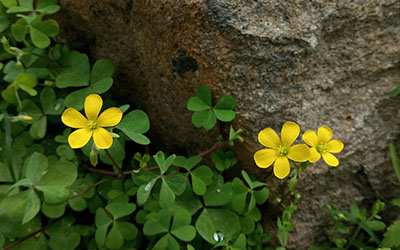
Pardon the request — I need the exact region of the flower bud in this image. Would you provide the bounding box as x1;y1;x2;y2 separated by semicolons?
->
10;115;33;122
90;150;98;167
109;132;120;138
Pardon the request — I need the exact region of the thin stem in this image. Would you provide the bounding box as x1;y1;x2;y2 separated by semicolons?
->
198;141;227;158
104;149;123;178
346;226;361;249
84;166;132;176
3;220;57;250
69;177;117;200
24;52;60;73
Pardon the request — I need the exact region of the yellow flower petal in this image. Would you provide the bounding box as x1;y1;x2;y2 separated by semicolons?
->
309;147;321;163
93;127;113;149
287;144;310;162
322;152;339;167
254;148;278;169
61;108;88;128
68;128;92;148
302;130;318;147
273;156;290;179
85;94;103;121
281;121;300;147
327;140;344;153
97;107;123;127
258;128;281;149
318;126;332;143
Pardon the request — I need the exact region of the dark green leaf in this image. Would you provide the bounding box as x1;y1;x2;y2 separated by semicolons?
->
106;224;124;249
171;225;196;242
164;174;187;195
195;208;240;244
64;88;92;110
187;96;211;111
116;222;137;240
42;202;66;218
91;59;114;84
159;179;175;208
137;177;158;204
192;110;216;130
11;21;27;42
56;53;90;88
29;116;47;139
36;185;69;205
38;159;77;187
26;152;48;184
33;19;59;37
22;189;40;224
106;201;136;219
0;15;10;32
383;220;400;247
196;86;212;107
1;0;17;8
143;218;168;236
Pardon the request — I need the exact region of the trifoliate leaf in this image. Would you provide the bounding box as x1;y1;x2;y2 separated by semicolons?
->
33;19;59;37
143;218;169;236
171;225;196;242
187;96;211;111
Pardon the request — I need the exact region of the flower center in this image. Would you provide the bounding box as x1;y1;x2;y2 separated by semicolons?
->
316;143;327;153
278;145;289;156
87;120;98;130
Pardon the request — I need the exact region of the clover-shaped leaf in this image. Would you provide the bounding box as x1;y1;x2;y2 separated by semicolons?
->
144;208;196;247
211;149;238;172
187;86;236;130
116;110;150;145
153;151;176;175
56;53;90;88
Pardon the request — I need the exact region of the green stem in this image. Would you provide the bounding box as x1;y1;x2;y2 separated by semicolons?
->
24;51;60;73
345;215;374;249
2;111;16;182
69;177;118;200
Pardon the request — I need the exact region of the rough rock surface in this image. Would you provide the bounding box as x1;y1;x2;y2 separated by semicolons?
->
55;0;400;248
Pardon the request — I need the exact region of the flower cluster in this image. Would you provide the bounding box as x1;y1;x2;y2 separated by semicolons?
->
254;121;344;179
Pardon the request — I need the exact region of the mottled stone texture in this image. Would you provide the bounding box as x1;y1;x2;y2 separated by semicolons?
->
55;0;400;248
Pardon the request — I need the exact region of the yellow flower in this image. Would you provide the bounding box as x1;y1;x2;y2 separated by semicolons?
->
254;121;310;179
302;127;344;167
61;94;122;149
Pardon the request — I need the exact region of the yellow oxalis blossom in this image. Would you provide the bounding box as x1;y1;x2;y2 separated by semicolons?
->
61;94;122;149
254;121;310;179
302;127;344;167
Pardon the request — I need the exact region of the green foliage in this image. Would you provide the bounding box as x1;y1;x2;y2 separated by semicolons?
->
187;85;236;130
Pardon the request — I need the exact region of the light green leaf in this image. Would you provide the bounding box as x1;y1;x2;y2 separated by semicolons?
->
1;84;18;104
154;234;180;250
30;26;50;48
366;220;386;231
153;151;176;175
99;139;125;166
164;174;187;195
95;208;112;227
214;95;236;110
22;189;40;224
203;176;233;206
95;224;110;247
214;109;235;122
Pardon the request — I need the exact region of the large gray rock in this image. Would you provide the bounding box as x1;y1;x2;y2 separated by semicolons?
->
55;0;400;248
